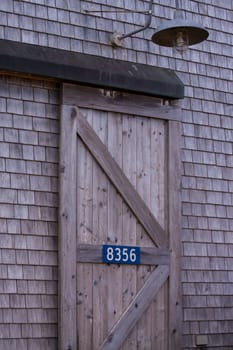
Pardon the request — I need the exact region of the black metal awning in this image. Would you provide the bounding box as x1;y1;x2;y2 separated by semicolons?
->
0;39;184;99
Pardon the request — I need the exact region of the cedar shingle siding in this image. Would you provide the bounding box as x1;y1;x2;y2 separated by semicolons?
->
0;1;233;349
0;76;59;349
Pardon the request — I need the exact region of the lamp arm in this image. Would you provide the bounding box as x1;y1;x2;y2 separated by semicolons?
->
121;0;153;39
111;0;153;46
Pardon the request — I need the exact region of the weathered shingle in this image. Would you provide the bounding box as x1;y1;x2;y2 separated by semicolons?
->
0;1;233;349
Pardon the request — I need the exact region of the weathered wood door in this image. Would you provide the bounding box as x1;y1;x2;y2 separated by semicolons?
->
59;84;181;350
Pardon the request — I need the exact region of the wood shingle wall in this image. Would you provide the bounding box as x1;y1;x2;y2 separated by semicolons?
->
0;0;233;349
0;75;59;349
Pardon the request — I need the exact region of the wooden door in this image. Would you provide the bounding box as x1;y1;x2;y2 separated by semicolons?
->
59;84;181;350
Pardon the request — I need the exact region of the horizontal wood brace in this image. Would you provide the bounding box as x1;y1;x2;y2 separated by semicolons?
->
62;84;181;121
77;244;170;265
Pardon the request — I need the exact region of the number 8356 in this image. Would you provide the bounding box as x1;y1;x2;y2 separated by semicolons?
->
103;245;140;265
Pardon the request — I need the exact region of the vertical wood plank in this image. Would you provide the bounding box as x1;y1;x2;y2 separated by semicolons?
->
121;115;137;350
76;108;94;350
59;104;77;350
92;110;109;348
75;107;168;248
150;119;167;349
168;120;182;350
107;112;123;334
99;265;169;350
136;116;153;349
150;119;166;227
60;84;182;350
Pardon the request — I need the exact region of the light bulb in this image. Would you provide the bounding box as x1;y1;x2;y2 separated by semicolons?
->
173;31;189;53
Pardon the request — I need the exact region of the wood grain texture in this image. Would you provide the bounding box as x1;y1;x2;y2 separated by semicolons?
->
135;116;153;348
98;265;169;350
62;84;181;121
168;120;182;350
59;104;77;350
91;110;109;349
121;114;137;350
107;111;123;335
76;244;170;265
76;109;94;350
74;106;168;248
60;84;182;350
150;118;168;348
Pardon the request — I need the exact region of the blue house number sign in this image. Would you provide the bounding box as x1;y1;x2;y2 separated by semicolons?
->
102;245;140;265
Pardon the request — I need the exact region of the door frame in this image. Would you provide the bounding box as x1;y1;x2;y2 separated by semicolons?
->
59;83;182;350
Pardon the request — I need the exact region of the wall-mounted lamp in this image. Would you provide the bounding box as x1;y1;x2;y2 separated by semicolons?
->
111;0;209;52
